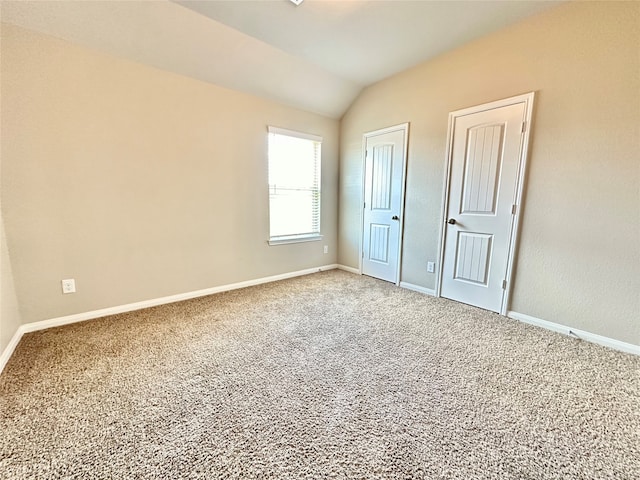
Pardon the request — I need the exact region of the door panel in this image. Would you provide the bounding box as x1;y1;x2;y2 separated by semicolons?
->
371;144;393;210
369;224;390;263
454;232;492;285
461;124;504;215
362;127;407;283
441;102;526;312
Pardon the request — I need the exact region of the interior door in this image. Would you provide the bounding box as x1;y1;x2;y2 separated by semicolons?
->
440;100;528;312
362;126;407;283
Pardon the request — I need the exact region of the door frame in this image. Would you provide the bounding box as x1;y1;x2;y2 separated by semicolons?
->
359;123;409;285
436;93;535;314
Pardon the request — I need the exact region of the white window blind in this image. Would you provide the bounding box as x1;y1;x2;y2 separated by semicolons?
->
268;126;322;244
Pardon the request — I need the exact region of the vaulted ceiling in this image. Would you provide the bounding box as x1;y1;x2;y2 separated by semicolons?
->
1;0;561;118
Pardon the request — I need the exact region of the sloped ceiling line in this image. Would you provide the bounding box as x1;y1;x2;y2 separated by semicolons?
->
1;0;560;118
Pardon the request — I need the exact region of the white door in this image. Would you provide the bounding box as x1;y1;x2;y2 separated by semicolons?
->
362;125;408;283
440;95;533;313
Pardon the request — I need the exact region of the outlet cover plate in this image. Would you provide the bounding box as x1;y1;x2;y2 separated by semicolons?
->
61;279;76;294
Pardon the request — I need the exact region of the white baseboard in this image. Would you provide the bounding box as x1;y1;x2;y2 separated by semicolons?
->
399;281;436;296
0;264;339;375
0;327;24;375
507;311;639;356
337;264;360;275
4;268;636;375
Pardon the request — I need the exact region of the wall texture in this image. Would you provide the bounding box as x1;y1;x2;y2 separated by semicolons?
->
339;1;639;345
1;24;339;324
0;213;21;354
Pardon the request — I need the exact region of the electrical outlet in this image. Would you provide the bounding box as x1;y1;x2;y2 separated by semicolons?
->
323;245;329;254
61;278;76;294
427;262;435;273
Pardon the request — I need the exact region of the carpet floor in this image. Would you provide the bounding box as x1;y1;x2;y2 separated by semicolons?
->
1;270;638;479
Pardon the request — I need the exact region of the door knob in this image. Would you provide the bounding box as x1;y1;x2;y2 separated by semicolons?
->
391;215;399;220
447;218;457;225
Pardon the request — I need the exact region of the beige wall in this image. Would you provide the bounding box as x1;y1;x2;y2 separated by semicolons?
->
339;2;639;345
1;24;339;324
1;59;23;352
1;212;22;354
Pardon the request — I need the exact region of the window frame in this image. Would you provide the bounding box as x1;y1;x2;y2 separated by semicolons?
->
267;126;323;246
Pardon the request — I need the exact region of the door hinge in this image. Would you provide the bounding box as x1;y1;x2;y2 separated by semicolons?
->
511;204;517;215
521;121;526;133
502;279;507;290
363;202;366;209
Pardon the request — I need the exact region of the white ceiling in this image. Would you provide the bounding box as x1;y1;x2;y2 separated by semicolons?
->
1;1;560;118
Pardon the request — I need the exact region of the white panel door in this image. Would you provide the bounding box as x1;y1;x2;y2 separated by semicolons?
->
362;127;407;283
441;101;527;312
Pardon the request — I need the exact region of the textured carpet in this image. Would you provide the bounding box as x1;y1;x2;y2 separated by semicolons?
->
1;270;638;479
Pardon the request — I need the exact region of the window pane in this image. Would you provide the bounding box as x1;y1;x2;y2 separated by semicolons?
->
268;130;321;240
269;190;316;237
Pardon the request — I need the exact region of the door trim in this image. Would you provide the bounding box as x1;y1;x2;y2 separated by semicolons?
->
436;93;535;314
359;123;409;285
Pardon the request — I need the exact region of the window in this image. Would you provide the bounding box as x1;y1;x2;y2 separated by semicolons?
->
268;126;322;244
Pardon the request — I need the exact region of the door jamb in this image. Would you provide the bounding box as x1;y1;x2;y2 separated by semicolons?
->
435;93;535;315
359;123;410;286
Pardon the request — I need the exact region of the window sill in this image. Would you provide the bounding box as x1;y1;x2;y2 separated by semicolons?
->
268;235;323;246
